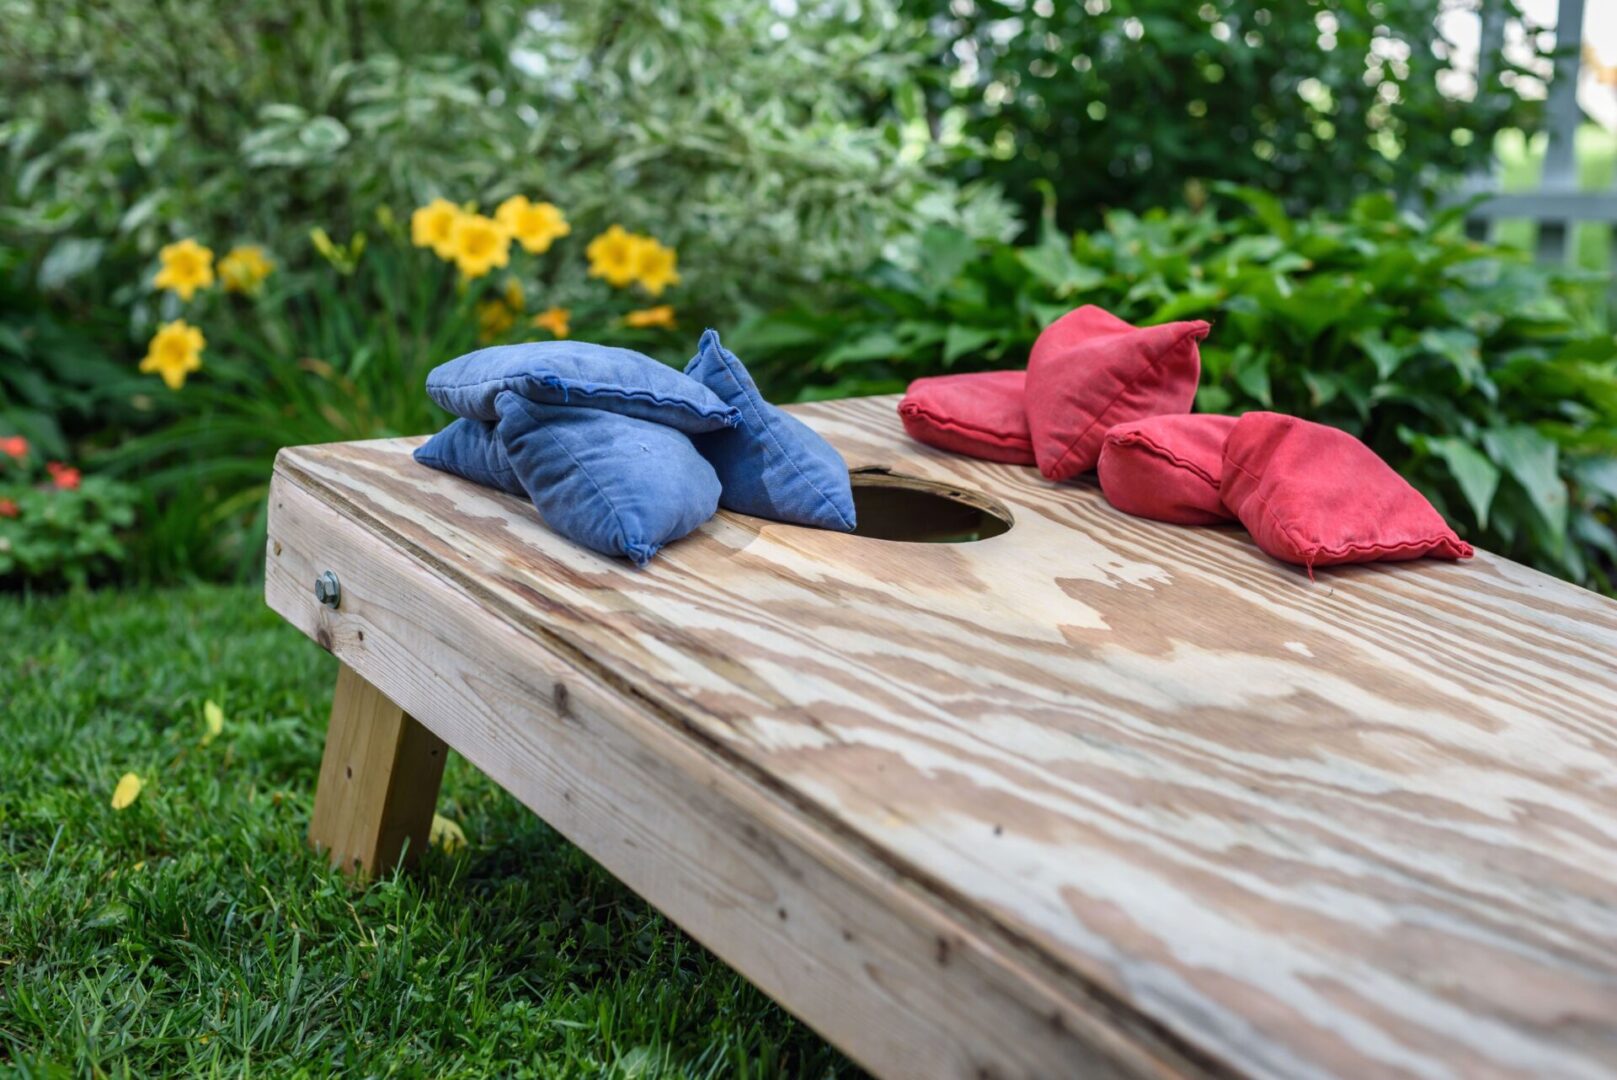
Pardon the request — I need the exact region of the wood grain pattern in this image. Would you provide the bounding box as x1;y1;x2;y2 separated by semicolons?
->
309;663;448;876
266;471;1177;1080
266;395;1617;1079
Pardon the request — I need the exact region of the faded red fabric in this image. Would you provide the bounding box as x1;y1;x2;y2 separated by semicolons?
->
1220;412;1473;571
898;370;1035;465
1026;305;1210;481
1097;414;1238;526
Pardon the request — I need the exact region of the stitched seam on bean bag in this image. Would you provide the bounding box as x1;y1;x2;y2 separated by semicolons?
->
1104;429;1218;489
1222;456;1471;568
1049;322;1204;477
899;402;1031;447
432;373;739;424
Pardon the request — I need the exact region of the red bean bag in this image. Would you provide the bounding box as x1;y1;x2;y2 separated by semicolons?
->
1026;306;1210;481
1220;412;1473;571
1097;414;1238;526
897;370;1035;465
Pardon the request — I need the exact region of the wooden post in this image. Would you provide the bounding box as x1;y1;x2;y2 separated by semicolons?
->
1535;0;1586;265
309;662;448;878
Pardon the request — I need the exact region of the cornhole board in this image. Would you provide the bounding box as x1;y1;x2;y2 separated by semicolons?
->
264;394;1617;1079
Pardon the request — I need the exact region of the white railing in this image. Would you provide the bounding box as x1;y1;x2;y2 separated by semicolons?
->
1461;0;1617;283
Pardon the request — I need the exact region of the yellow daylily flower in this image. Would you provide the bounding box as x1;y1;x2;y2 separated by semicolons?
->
530;306;570;339
111;772;143;810
201;700;224;746
585;225;642;288
495;196;571;255
139;319;205;391
449;213;512;279
430;813;467;853
633;239;681;297
477;298;516;343
218;245;273;295
624;304;677;329
153;239;215;301
410;198;463;260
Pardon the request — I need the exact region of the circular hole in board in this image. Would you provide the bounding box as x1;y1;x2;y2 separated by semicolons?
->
847;468;1013;544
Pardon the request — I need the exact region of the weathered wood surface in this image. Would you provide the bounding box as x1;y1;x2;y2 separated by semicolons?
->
266;394;1617;1079
267;468;1175;1080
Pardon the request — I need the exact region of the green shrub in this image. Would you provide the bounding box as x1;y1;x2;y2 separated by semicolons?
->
1;0;1014;322
0;242;156;459
0;439;137;588
898;0;1549;224
737;189;1617;591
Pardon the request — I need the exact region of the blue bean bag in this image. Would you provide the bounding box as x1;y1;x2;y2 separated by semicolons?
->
426;341;739;433
493;392;720;566
684;330;855;531
413;417;525;496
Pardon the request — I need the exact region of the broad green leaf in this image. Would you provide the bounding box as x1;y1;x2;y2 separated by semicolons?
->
1231;348;1272;406
299;116;351;154
1353;328;1409;381
1211;182;1292;240
1195;386;1234;414
1425;436;1500;527
1030;302;1072;329
1418;328;1488;391
38;238;105;290
1148;287;1223;323
1482;426;1568;543
894;81;925;125
795;378;905;402
1572;510;1617;561
1570;457;1617;503
734;316;847;350
918;226;976;292
1301;370;1340;409
823;330;903;369
1018;244;1105;297
943;325;998;364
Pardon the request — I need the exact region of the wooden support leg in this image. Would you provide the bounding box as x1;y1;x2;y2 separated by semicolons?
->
309;662;448;878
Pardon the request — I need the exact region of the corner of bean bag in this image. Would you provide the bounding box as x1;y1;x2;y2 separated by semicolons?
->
684;329;855;531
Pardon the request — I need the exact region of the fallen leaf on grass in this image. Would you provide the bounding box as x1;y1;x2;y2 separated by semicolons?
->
110;772;143;810
430;813;467;853
201;699;224;746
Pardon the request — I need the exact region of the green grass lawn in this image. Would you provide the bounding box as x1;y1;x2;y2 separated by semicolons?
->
0;586;854;1078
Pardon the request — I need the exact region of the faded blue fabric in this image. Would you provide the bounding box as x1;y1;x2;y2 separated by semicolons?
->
412;418;525;496
426;341;740;433
494;392;720;566
684;329;855;531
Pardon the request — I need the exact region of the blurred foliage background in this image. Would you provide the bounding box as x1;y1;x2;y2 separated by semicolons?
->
898;0;1552;224
0;0;1613;590
3;0;1013;314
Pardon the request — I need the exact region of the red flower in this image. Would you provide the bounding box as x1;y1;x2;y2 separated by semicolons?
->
46;462;81;491
0;436;26;459
0;498;17;518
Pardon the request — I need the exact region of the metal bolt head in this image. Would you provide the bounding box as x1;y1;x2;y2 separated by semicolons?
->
314;570;341;609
